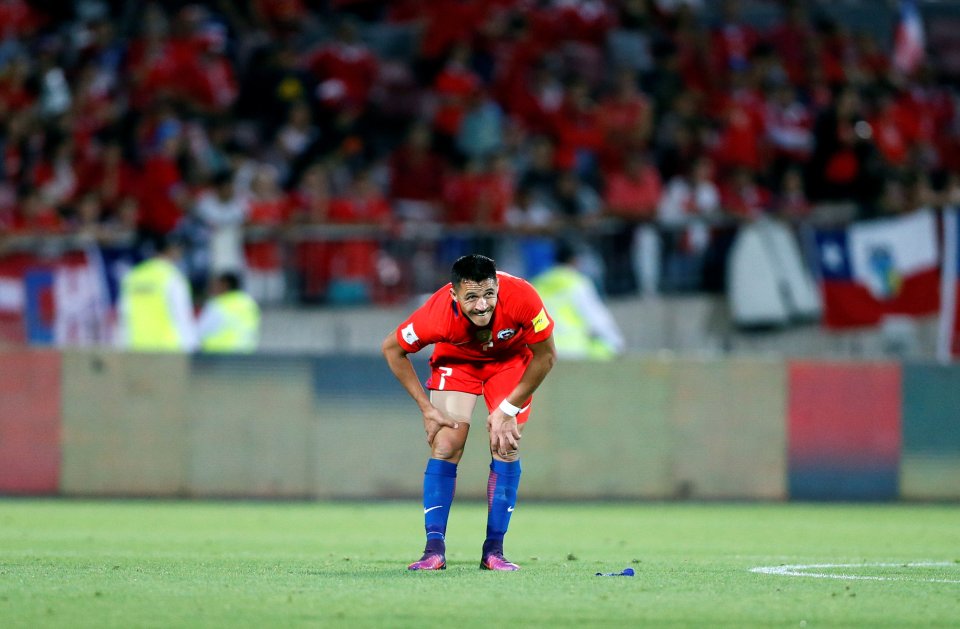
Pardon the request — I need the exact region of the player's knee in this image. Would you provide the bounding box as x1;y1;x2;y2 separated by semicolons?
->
432;433;466;461
491;448;520;462
432;443;463;461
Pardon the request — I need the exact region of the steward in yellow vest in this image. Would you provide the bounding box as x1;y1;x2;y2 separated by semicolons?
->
532;242;625;360
198;272;261;353
118;236;197;351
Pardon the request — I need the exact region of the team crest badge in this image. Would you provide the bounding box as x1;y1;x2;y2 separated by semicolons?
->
497;328;516;340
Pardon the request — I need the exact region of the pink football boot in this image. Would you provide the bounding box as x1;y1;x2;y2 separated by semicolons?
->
480;552;520;571
407;553;446;571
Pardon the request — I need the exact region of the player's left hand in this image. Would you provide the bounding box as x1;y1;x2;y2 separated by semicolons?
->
487;410;521;457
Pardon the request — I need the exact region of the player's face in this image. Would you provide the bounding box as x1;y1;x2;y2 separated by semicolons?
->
452;278;498;327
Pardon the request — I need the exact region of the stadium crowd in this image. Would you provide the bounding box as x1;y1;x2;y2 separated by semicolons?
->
1;0;958;305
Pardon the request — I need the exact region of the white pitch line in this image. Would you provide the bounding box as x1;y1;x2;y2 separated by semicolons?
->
750;562;960;584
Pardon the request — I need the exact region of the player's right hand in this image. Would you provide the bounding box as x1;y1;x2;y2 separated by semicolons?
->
422;406;460;446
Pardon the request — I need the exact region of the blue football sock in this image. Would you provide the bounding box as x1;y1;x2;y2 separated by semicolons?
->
484;459;521;555
423;458;457;553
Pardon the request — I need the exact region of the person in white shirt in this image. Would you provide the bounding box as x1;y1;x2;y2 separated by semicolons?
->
194;169;250;275
657;156;721;291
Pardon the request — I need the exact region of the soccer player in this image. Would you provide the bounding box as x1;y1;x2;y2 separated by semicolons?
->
382;254;557;571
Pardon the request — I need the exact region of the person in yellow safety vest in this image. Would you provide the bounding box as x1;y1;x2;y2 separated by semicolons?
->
531;240;625;360
118;234;198;352
197;271;261;353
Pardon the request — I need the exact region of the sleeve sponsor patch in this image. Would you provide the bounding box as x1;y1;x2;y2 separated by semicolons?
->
401;322;419;344
532;308;549;333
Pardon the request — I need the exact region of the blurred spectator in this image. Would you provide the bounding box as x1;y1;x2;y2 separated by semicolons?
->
532;240;624;360
179;23;238;114
431;42;481;159
125;3;179;112
235;42;315;135
117;233;197;352
270;100;318;182
11;185;62;234
658;155;720;291
605;151;663;219
768;0;814;88
655;89;706;179
36;37;72;119
764;82;814;180
305;18;378;114
32;137;77;210
721;166;772;220
554;78;603;183
658;156;720;225
290;162;333;302
251;0;311;37
498;186;560;279
709;0;759;79
710;67;765;174
188;118;234;183
603;151;663;295
0;54;34;114
389;121;446;223
194;169;249;277
806;85;884;211
137;117;189;240
869;85;911;170
244;164;291;305
327;168;393;304
443;158;509;227
772;167;810;220
69;191;107;239
597;67;654;175
508;59;565;137
77;135;139;217
197;271;261;353
456;89;506;162
550;169;605;289
518;136;560;208
416;0;488;75
608;0;655;75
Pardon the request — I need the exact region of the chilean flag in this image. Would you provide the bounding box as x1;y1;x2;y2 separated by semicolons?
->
814;209;940;329
893;0;925;75
937;207;960;362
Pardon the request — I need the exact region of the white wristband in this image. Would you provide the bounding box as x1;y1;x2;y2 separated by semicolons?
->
499;399;521;417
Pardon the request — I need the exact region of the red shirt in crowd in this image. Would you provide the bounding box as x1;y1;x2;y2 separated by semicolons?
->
432;62;480;137
306;41;378;110
137;154;184;234
246;195;293;271
442;167;510;226
604;162;663;220
389;145;446;202
327;187;392;282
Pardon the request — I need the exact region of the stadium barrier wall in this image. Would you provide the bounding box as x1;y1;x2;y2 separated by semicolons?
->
2;349;958;500
900;364;960;500
787;361;902;501
0;350;61;494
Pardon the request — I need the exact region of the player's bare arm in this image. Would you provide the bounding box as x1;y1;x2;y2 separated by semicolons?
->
488;334;558;458
381;332;459;445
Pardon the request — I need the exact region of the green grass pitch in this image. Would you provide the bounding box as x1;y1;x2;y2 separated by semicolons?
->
1;500;959;627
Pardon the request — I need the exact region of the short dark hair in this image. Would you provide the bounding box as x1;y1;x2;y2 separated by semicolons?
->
219;271;242;291
451;254;497;287
554;239;577;265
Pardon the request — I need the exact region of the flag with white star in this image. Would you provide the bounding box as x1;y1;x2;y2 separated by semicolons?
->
813;209;940;328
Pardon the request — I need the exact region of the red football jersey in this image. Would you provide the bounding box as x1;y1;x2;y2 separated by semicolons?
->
396;272;554;363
